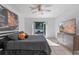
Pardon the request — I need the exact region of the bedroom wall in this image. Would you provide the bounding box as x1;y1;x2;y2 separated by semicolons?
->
22;5;79;38
0;5;57;38
3;4;79;38
2;4;57;38
54;7;79;38
24;18;56;38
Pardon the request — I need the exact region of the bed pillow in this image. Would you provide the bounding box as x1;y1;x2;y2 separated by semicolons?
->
7;33;18;40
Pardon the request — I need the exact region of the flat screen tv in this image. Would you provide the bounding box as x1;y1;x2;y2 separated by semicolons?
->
0;5;18;32
61;18;76;34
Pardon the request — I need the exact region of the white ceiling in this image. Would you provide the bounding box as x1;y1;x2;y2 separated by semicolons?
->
3;4;79;18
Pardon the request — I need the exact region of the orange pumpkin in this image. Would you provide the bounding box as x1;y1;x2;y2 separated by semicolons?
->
18;33;26;40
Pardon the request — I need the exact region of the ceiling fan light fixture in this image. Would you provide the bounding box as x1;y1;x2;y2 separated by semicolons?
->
30;4;52;13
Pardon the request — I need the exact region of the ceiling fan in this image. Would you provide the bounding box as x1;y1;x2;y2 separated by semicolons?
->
30;4;52;14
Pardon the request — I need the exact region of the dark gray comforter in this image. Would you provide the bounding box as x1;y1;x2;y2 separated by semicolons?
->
5;35;51;55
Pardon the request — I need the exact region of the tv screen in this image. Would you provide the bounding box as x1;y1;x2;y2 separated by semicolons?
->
0;5;18;31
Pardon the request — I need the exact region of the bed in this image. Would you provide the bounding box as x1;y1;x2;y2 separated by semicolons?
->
3;35;51;55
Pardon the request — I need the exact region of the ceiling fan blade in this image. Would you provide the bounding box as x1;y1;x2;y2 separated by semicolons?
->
41;9;51;12
43;4;52;7
32;10;38;13
30;6;38;10
30;4;40;10
46;10;51;12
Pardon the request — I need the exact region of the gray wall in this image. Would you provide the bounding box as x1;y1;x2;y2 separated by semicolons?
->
54;13;79;38
3;4;79;38
24;18;56;38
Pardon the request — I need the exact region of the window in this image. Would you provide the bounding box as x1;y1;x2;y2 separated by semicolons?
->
34;22;46;35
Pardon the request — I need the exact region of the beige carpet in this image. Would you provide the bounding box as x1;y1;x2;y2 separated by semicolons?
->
46;39;72;55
